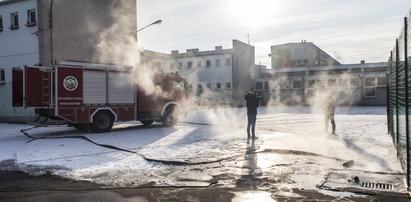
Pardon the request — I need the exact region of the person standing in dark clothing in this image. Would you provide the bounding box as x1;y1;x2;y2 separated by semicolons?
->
245;92;260;139
323;95;336;135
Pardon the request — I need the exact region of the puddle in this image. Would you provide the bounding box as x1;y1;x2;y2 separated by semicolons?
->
318;189;368;198
232;190;276;202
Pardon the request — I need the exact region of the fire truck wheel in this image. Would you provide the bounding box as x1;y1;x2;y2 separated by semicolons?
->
92;112;114;133
162;106;178;127
141;120;154;126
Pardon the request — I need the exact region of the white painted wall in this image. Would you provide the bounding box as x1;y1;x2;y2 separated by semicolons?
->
157;53;234;104
171;54;233;90
0;0;39;121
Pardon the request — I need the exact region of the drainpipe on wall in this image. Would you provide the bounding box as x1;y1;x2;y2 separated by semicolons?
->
49;0;54;65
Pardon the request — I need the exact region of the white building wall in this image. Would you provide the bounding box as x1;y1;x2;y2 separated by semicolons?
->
168;53;233;104
0;0;39;121
172;54;233;89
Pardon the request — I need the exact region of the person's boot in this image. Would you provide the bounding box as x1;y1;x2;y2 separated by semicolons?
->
252;133;258;140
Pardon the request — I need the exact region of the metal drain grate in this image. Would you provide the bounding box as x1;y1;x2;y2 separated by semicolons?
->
361;182;394;190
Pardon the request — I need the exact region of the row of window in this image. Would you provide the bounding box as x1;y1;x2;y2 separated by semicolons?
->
305;87;378;98
256;77;387;90
187;82;232;91
0;9;36;31
296;59;308;65
141;58;232;70
173;58;232;69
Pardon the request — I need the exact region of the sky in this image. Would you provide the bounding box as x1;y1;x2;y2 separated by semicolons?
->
137;0;410;67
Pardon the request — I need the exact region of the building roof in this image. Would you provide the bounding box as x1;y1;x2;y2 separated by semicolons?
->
270;41;315;48
141;49;171;59
142;47;232;59
170;49;232;58
0;0;28;6
271;41;341;66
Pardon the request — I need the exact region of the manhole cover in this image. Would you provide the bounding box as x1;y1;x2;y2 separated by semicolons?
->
361;182;394;190
317;171;408;197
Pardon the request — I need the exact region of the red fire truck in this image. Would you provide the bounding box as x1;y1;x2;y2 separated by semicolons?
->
12;61;188;132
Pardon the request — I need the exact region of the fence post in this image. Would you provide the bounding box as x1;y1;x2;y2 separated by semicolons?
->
390;51;394;138
387;71;390;134
404;16;410;190
396;39;400;154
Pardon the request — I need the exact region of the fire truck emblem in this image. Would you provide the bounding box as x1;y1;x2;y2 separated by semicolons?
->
63;76;78;91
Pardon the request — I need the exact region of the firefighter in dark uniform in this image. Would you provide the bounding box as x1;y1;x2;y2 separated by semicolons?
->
324;95;336;135
245;92;260;140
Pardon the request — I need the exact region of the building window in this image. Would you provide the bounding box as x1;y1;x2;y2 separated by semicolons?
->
255;82;263;90
364;87;376;97
0;69;5;84
264;81;269;90
197;84;203;96
306;89;316;98
293;80;302;89
197;61;202;68
225;58;231;66
316;80;326;88
207;83;212;89
0;15;3;31
26;9;36;26
206;60;211;68
226;82;231;89
327;79;336;87
297;59;308;64
10;12;19;29
350;78;360;87
377;77;386;86
365;77;375;87
188;84;193;91
187;61;192;69
216;59;221;67
307;80;316;88
216;83;221;89
155;62;161;69
282;80;292;89
338;79;349;87
170;63;175;69
178;62;183;68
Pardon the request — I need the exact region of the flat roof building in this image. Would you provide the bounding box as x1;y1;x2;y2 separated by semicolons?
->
271;41;340;69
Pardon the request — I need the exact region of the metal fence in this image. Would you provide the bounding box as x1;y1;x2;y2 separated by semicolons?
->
387;11;411;190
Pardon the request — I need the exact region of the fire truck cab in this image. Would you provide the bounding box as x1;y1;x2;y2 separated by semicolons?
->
12;61;187;132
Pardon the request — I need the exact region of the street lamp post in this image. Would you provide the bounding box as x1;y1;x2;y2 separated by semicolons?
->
137;20;162;33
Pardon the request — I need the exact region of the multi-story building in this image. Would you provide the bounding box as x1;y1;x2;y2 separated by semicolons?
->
0;0;137;122
0;0;39;122
271;41;341;68
255;62;387;106
141;40;256;106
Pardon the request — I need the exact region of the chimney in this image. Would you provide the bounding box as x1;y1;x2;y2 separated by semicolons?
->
360;60;365;64
171;50;179;55
215;46;223;53
187;48;199;55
